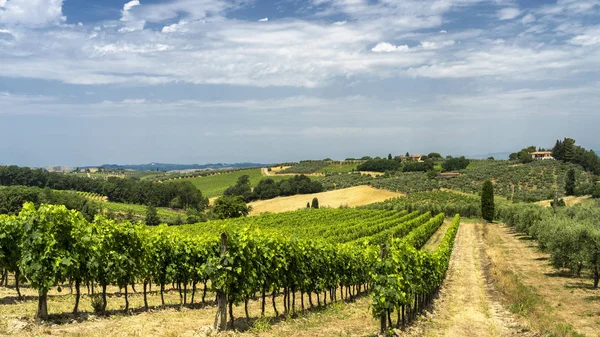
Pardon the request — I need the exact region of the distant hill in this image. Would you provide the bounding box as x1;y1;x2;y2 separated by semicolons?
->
83;162;269;172
467;152;511;160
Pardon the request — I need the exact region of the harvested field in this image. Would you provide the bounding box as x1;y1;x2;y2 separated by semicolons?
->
248;185;404;215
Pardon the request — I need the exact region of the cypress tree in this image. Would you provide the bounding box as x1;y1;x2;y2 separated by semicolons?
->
311;198;319;209
481;180;495;222
145;205;160;226
565;168;576;196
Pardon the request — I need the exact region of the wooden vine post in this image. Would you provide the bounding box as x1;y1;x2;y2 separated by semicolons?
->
379;242;387;336
214;233;228;331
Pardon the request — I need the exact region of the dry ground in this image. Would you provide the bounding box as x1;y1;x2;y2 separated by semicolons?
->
483;223;600;337
261;168;324;177
248;186;404;215
534;195;593;207
399;222;531;337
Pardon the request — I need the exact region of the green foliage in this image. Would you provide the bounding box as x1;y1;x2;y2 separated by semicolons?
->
311;197;319;209
565;168;576;196
145;205;160;226
366;191;481;218
213;196;251;219
441;156;470;171
357;159;401;172
481;180;495;222
371;215;460;319
0;165;207;210
252;175;323;201
498;204;600;288
281;160;329;174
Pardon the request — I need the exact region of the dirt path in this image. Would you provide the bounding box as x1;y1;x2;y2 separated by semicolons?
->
401;222;528;337
484;224;599;337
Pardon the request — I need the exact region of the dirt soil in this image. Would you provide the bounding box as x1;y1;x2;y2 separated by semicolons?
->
398;222;533;337
534;195;592;207
248;186;404;215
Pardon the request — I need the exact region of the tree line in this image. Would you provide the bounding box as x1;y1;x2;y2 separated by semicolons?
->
224;174;323;202
0;165;207;210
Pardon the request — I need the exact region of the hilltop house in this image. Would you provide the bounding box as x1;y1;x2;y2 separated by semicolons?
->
531;151;554;160
401;154;423;162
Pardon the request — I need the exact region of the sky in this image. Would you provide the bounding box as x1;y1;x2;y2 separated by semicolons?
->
0;0;598;167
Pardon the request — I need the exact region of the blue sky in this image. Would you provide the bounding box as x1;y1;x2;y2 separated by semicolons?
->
0;0;598;167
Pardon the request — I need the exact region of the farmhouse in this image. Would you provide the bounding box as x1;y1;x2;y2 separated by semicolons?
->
531;151;554;160
402;154;423;162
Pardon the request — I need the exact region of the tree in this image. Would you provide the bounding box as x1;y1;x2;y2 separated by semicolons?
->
213;196;252;219
428;152;442;160
565;168;576;196
388;153;392;160
481;180;495;222
145;205;160;226
442;156;470;171
311;198;319;209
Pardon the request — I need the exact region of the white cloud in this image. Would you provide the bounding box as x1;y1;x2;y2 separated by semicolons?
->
258;18;268;22
119;0;144;32
497;7;521;20
569;26;600;46
420;40;455;50
372;42;410;52
0;0;65;26
521;13;535;24
440;30;447;33
162;21;189;33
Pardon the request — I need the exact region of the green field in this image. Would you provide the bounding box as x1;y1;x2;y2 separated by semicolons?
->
103;201;184;222
317;163;358;174
181;168;288;198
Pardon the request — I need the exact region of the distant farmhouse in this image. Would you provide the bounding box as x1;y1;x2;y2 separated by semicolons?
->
530;151;554;160
401;154;423;162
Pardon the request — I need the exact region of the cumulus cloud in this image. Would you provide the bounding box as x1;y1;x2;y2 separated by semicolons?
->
372;42;410;52
258;18;268;22
0;0;65;26
497;7;521;20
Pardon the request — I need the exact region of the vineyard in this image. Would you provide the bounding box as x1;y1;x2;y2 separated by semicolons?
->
0;203;459;335
75;191;108;202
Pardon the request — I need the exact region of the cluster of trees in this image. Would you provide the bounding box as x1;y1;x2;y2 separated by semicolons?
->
509;145;538;163
498;204;600;288
224;175;323;202
441;156;470;171
0;186;100;220
552;138;600;175
0;165;207;210
357;158;402;172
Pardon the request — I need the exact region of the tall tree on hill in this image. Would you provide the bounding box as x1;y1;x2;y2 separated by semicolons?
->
481;180;495;223
565;168;576;196
145;205;160;226
388;153;392;160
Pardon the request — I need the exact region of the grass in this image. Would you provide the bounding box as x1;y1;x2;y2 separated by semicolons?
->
317;163;358;174
103;201;184;220
482;224;586;337
180;169;288;198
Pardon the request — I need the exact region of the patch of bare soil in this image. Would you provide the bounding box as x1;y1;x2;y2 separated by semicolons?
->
398;222;532;337
248;186;404;215
534;195;592;207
